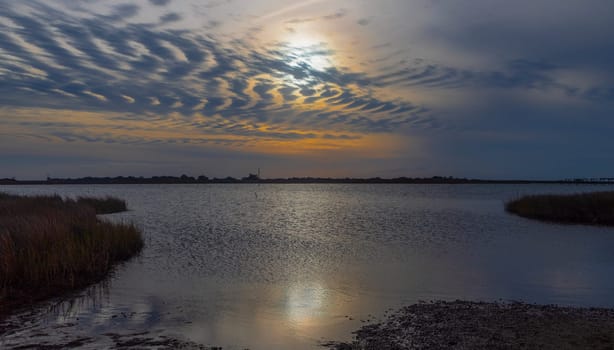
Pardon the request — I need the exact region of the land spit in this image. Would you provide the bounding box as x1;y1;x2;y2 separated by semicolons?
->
506;191;614;226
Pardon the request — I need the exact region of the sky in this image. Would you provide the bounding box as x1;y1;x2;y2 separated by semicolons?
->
1;0;613;180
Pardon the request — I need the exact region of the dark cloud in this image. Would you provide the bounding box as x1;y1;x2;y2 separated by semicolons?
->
357;18;370;26
202;0;233;9
207;20;222;28
148;0;171;6
422;0;614;72
322;9;347;20
109;3;140;20
368;58;579;95
159;12;182;23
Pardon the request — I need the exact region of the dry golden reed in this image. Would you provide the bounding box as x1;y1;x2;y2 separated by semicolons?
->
0;193;143;312
506;191;614;225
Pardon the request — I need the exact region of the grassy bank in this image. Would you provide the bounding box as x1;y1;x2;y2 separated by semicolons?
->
0;193;143;316
506;191;614;225
75;196;127;214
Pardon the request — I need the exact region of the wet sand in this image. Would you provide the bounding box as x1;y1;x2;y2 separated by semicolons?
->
325;301;614;349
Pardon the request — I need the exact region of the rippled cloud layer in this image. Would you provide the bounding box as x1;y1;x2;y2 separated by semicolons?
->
0;1;434;154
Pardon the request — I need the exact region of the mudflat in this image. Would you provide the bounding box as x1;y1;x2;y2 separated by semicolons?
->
326;301;614;349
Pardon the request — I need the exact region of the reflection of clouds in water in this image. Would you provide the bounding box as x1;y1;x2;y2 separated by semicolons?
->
22;293;168;341
41;282;167;331
0;293;200;349
285;281;327;326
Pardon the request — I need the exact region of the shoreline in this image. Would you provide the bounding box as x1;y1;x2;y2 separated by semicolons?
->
3;176;614;186
4;300;614;349
325;300;614;349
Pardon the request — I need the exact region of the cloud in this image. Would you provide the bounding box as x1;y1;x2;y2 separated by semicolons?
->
51;89;77;98
420;0;614;72
357;18;370;26
257;0;328;22
109;4;140;21
148;0;171;6
0;1;441;140
285;9;347;24
192;99;207;110
158;40;189;62
1;1;614;179
121;94;135;103
368;58;566;93
1;1;613;174
285;17;316;24
322;9;347;20
159;12;182;24
83;90;108;102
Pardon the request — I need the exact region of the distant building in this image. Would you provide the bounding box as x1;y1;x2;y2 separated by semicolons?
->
242;173;260;181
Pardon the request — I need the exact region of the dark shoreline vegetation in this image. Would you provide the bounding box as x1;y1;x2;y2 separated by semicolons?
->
506;191;614;225
2;175;614;185
0;193;143;318
325;301;614;349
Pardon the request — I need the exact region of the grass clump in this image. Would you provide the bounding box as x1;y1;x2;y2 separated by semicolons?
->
76;196;127;214
0;193;143;315
506;191;614;225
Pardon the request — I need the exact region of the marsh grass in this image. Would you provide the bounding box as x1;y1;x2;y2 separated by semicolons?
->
76;196;127;214
0;193;143;315
506;191;614;225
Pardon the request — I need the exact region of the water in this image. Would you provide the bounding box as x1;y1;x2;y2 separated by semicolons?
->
2;184;614;349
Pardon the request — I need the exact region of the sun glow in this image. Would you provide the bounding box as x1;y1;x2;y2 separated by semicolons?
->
285;282;327;326
282;33;333;72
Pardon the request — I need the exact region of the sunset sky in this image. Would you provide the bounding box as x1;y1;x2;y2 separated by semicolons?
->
1;0;613;179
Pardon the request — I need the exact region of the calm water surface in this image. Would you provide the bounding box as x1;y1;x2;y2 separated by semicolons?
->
2;184;614;349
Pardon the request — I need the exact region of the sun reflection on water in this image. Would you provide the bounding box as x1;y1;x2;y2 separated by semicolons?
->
285;281;327;327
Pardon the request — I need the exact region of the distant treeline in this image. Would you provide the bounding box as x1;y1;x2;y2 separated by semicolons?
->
1;175;614;185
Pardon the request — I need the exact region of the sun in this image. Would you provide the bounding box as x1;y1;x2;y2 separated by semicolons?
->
282;33;333;72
